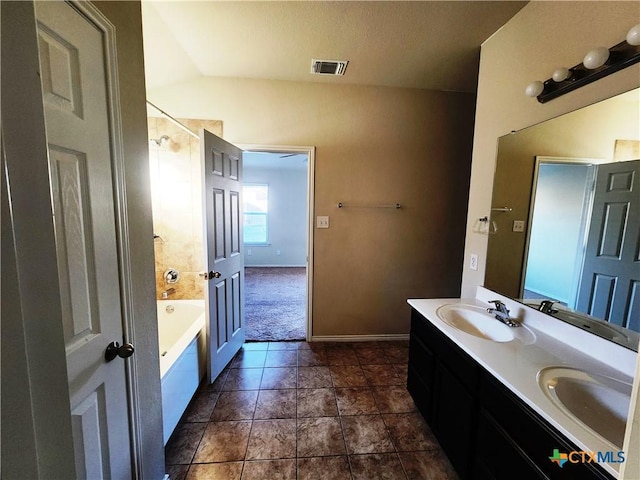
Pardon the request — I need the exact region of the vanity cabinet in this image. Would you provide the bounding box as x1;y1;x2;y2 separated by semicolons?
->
408;308;478;478
407;308;614;480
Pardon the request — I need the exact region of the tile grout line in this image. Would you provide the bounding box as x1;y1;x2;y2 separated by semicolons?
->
331;356;356;480
237;367;263;478
180;377;224;472
380;405;410;480
295;350;299;479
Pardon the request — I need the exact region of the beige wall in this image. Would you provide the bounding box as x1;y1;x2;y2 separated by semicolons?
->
461;1;640;299
149;79;475;336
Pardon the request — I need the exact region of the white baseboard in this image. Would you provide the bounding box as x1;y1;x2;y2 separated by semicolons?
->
310;334;409;343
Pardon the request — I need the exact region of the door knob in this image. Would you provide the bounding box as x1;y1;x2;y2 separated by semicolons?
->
201;270;221;280
105;341;135;362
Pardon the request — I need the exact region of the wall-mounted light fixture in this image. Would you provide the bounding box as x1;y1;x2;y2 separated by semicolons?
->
525;23;640;103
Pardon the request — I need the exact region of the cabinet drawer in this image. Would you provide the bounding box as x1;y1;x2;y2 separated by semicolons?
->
411;309;480;392
411;309;438;348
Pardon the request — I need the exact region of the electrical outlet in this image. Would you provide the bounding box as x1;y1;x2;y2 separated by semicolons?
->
317;216;330;228
513;220;525;232
247;249;252;256
276;249;281;256
470;254;478;271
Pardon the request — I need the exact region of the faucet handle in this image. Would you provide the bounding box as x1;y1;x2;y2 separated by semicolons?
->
488;300;509;314
487;300;519;327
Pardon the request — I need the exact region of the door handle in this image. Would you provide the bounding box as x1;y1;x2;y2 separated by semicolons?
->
201;270;221;280
105;341;135;362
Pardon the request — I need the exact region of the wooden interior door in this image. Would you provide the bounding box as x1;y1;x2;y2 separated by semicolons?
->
35;2;133;477
576;159;640;330
202;129;245;382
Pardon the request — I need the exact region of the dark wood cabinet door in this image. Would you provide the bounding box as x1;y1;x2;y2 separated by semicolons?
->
473;408;545;480
432;363;476;479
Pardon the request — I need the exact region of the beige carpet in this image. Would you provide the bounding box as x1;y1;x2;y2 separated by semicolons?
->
244;267;306;341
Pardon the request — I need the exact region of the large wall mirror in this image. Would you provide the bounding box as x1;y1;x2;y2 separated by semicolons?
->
486;88;640;351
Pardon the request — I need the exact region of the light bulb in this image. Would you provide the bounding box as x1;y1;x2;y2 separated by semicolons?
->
552;67;571;82
583;47;610;69
627;24;640;46
525;81;544;98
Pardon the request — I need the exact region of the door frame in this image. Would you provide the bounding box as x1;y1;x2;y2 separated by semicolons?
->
520;155;606;303
239;144;315;341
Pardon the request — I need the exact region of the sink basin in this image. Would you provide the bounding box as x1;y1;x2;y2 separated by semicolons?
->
436;304;517;342
538;367;632;448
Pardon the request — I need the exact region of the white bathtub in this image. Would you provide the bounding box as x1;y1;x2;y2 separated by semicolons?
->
157;300;206;444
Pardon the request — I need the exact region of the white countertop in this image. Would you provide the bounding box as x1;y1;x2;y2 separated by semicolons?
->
408;287;637;478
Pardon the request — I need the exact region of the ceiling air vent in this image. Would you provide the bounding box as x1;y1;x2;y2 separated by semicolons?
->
311;59;349;76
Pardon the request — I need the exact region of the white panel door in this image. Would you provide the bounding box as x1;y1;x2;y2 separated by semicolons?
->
35;2;132;478
202;129;245;382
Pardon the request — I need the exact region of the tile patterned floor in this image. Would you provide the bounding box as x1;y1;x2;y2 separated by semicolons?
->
165;341;459;480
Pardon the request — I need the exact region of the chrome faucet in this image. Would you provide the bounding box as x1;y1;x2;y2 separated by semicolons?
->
538;300;558;314
487;300;520;327
161;287;176;299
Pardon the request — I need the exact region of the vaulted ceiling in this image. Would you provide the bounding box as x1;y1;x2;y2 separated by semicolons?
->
142;1;527;93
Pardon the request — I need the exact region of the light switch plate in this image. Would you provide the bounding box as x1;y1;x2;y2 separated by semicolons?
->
317;216;330;228
513;220;525;232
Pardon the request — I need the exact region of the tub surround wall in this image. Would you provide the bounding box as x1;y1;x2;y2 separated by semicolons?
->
148;79;475;337
148;117;222;300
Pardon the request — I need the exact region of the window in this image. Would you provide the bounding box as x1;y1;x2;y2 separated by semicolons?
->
243;184;268;244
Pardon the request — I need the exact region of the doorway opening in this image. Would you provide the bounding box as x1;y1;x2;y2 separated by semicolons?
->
522;159;597;308
241;146;315;342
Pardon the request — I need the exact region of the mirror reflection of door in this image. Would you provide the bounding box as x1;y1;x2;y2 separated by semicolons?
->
576;159;640;330
524;158;640;331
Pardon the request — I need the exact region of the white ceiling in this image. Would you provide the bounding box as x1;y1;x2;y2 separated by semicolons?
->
141;1;527;93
